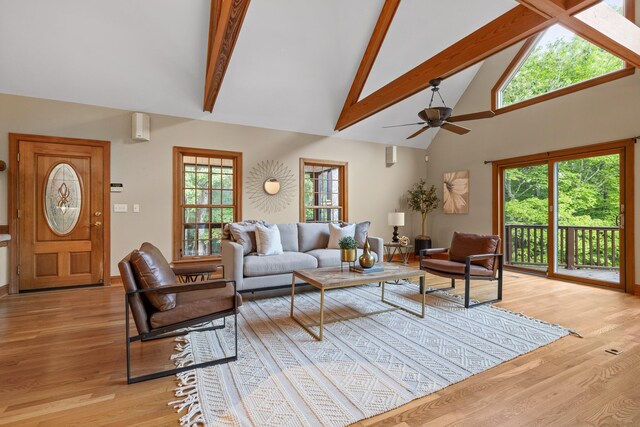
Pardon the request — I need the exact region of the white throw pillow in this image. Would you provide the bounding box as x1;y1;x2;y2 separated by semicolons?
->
255;224;284;256
327;223;355;249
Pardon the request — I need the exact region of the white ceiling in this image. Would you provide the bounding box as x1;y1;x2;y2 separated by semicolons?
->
0;0;516;148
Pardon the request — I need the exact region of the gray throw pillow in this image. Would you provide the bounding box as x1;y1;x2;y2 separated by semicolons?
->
341;221;371;248
229;223;258;256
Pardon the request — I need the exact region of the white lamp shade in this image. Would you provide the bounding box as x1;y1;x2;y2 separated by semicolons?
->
387;212;405;226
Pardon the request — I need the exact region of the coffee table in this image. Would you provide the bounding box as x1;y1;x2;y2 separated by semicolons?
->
290;263;426;341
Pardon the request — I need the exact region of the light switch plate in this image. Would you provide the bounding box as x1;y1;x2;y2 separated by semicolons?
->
113;203;128;213
133;204;140;213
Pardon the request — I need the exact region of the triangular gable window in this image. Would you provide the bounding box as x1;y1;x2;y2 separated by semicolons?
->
498;26;624;108
494;0;632;110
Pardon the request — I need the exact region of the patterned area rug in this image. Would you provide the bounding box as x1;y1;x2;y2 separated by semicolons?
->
171;283;571;426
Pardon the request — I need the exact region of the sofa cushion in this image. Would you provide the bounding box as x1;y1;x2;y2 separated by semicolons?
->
255;224;283;256
449;232;500;270
129;242;177;311
306;248;378;268
229;223;259;256
297;223;330;253
341;221;371;248
243;252;318;277
327;223;355;249
150;283;242;329
276;223;298;252
421;258;494;277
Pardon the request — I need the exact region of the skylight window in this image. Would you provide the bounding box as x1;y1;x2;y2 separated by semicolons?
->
497;0;627;108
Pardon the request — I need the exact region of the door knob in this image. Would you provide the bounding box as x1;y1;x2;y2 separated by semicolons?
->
91;221;102;227
95;211;102;217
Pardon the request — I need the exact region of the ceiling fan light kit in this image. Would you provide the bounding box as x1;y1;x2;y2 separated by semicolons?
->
383;78;495;139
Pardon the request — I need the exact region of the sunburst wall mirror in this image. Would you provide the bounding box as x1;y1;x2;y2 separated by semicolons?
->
247;160;295;213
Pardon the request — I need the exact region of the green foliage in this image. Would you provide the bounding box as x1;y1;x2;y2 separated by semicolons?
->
407;179;440;237
504;155;620;227
338;236;357;250
504;155;621;268
502;34;623;106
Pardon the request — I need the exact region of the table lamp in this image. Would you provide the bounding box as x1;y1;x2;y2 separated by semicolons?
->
387;212;405;243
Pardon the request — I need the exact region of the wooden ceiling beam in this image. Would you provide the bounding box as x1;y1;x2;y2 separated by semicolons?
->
519;0;640;68
335;5;551;131
518;0;601;18
337;0;401;123
569;3;640;68
203;0;251;113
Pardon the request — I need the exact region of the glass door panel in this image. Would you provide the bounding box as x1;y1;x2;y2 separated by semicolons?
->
553;153;621;286
503;164;549;272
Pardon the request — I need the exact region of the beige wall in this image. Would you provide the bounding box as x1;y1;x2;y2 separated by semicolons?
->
0;94;427;282
425;42;640;284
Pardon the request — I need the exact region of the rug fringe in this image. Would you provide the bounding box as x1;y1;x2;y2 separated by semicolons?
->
430;289;583;338
168;336;206;426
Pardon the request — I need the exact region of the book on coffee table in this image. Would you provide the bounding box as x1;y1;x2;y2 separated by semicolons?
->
349;265;384;274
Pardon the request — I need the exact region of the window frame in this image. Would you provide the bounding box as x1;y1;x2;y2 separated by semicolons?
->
491;0;635;114
172;146;242;262
299;158;348;223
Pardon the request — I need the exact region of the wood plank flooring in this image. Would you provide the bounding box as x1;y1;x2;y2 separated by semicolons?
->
1;267;640;425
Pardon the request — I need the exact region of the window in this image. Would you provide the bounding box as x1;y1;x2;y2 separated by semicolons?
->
173;147;242;260
492;0;634;112
300;159;347;223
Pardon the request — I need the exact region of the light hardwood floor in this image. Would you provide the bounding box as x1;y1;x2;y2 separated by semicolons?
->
1;268;640;426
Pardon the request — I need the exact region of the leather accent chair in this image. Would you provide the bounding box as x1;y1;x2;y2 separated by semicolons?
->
419;232;503;308
119;242;242;384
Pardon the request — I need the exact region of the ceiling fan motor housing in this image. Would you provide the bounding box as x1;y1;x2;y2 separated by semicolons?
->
418;106;452;125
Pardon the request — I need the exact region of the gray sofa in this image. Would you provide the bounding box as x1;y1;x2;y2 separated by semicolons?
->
221;222;383;292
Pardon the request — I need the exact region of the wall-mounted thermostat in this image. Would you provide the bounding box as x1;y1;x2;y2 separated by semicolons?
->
111;183;124;193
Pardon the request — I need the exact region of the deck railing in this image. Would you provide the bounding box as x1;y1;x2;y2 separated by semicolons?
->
504;224;620;270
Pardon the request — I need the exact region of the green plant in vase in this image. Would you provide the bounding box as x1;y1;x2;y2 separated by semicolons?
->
339;236;357;262
407;178;440;254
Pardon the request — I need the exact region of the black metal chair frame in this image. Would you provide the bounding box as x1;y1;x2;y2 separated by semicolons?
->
125;279;238;384
420;249;503;308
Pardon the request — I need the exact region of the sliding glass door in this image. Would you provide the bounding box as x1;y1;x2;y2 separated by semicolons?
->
495;140;633;291
503;163;549;273
553;153;622;286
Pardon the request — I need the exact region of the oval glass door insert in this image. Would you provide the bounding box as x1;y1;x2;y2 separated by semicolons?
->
44;163;82;235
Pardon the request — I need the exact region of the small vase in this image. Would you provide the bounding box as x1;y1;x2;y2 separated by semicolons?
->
341;248;356;262
359;233;375;268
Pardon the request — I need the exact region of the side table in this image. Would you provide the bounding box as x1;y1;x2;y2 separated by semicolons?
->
384;243;414;264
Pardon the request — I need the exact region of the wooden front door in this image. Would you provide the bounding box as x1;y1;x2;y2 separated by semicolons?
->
12;134;110;291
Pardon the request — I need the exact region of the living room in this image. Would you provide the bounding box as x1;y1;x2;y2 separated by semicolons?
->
1;0;640;425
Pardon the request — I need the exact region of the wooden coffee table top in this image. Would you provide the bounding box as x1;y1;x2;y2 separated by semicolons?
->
293;263;425;290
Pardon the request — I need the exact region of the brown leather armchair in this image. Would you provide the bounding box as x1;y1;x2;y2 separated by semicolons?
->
419;232;503;308
119;242;242;384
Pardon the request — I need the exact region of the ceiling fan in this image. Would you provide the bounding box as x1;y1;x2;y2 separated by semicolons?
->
383;78;495;139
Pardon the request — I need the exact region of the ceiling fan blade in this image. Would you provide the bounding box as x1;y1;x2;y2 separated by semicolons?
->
448;110;495;122
407;126;430;139
441;122;471;135
382;122;426;128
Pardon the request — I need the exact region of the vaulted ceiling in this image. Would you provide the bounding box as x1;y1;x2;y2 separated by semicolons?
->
0;1;637;148
0;0;516;148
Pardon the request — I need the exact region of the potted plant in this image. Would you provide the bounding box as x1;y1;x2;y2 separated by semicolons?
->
339;236;357;262
407;178;440;255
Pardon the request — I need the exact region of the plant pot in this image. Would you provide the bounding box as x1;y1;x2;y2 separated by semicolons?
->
414;236;432;255
341;248;357;262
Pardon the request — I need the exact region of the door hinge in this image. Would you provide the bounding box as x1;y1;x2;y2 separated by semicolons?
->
17;152;20;162
17;209;20;218
16;265;20;275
